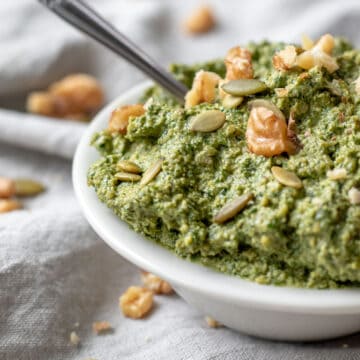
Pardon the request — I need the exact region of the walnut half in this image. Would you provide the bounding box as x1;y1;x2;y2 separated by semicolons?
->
246;103;297;157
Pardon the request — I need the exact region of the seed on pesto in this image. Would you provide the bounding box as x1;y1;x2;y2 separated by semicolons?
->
117;160;142;174
222;94;243;109
221;79;267;96
271;166;302;189
140;159;163;186
213;193;253;224
189;110;226;132
115;172;141;182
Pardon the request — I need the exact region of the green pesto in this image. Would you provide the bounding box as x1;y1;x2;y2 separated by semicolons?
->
88;39;360;288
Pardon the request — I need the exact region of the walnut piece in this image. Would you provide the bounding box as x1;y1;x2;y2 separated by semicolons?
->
272;45;297;71
119;286;153;319
205;316;222;328
27;73;104;121
297;34;338;73
92;321;112;334
108;104;145;134
69;331;80;346
0;177;15;198
140;271;173;295
349;187;360;205
183;5;215;34
0;199;22;213
224;46;253;81
354;75;360;95
185;70;221;108
246;106;297;157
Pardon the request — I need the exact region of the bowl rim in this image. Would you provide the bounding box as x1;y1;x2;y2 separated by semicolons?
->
73;80;360;315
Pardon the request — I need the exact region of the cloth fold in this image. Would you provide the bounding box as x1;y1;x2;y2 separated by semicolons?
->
1;1;360;359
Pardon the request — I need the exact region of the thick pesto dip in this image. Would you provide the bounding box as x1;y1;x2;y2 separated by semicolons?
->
88;38;360;288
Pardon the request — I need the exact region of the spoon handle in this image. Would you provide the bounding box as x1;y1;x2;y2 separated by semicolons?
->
38;0;188;102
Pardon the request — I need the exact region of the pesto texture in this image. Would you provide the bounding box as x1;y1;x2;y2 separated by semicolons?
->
88;39;360;288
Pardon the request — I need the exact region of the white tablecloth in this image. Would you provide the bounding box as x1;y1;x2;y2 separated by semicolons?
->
1;0;360;359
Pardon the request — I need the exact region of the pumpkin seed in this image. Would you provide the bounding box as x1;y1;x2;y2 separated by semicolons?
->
140;159;163;186
221;79;267;96
222;95;243;109
248;99;285;120
15;179;45;196
117;160;142;174
189;110;226;132
115;172;141;182
213;193;253;224
271;166;302;189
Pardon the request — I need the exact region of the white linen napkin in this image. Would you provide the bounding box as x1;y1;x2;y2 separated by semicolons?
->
1;1;360;359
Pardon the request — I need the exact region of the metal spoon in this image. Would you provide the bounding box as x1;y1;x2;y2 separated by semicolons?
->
38;0;188;102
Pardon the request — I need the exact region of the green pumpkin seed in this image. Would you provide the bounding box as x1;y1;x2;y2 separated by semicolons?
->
213;193;253;224
221;79;267;96
117;160;142;174
248;99;285;121
115;172;141;182
14;179;45;196
222;95;243;109
271;166;302;189
140;159;163;186
189;110;226;132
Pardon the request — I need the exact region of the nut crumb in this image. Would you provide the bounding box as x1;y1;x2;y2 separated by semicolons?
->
92;321;112;335
349;187;360;205
183;5;215;34
327;168;347;180
141;271;173;294
205;316;222;328
119;286;154;319
70;331;80;346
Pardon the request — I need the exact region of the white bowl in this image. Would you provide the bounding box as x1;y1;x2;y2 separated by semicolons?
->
73;81;360;342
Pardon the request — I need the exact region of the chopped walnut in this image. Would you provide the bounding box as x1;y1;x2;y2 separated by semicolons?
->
183;5;215;34
185;70;221;108
301;34;315;51
92;321;112;334
275;88;289;97
141;271;173;295
26;92;58;117
327;168;347;180
0;177;15;198
349;187;360;204
205;316;222;328
27;74;104;120
246;106;297;157
0;199;22;213
273;45;297;71
354;76;360;95
69;331;80;346
119;286;153;319
224;46;253;81
297;34;338;73
108;104;145;134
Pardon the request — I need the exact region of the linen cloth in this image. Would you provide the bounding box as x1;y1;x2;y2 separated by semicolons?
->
1;1;360;359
